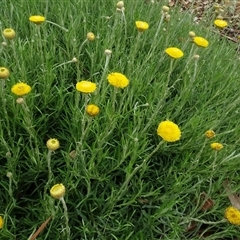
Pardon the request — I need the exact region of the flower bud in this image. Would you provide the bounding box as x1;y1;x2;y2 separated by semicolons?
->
162;6;170;13
6;172;13;178
189;31;196;38
0;67;10;79
3;28;16;40
104;49;112;56
205;130;215;139
87;32;95;41
116;1;124;9
46;138;60;151
193;54;200;60
86;104;100;116
164;14;171;22
50;183;66;199
16;98;25;104
71;57;78;63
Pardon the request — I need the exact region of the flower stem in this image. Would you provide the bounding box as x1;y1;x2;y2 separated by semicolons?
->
46;20;68;32
47;150;53;182
60;197;70;240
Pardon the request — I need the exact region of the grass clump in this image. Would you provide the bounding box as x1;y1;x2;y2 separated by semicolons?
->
0;0;240;239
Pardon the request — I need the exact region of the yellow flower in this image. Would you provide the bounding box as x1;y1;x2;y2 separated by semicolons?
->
50;183;65;199
107;72;129;88
210;142;223;150
205;130;215;139
86;104;100;116
193;36;209;48
11;82;31;96
225;206;240;226
3;28;16;40
76;81;97;93
157;120;181;142
0;216;3;229
87;32;95;41
0;67;10;79
29;15;46;25
165;47;184;59
135;21;149;32
46;138;60;151
214;19;228;29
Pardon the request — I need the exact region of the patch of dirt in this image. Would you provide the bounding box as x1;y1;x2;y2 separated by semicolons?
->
169;0;240;42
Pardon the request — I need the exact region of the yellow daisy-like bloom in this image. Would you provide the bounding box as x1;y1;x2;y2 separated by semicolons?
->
225;206;240;226
107;72;129;88
205;130;215;139
86;104;100;116
3;28;16;40
157;120;181;142
165;47;184;59
0;216;3;229
0;67;10;79
46;138;60;151
210;142;223;150
135;21;149;32
11;82;31;96
29;15;46;25
50;183;65;199
76;81;97;94
214;19;228;29
193;36;209;48
87;32;95;41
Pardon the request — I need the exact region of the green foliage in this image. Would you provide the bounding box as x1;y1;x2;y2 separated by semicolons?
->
0;0;240;239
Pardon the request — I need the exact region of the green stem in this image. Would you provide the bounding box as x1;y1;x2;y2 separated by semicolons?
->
46;20;68;32
47;150;53;182
60;197;70;240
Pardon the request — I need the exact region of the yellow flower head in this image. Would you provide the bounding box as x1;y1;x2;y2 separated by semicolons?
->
87;32;95;41
46;138;60;151
76;81;97;93
214;19;228;29
210;142;223;150
107;72;129;88
11;82;31;96
193;36;209;48
225;206;240;226
86;104;100;116
29;15;46;25
0;216;3;229
157;120;181;142
50;183;65;199
165;47;184;59
205;130;215;139
3;28;16;40
135;21;149;32
0;67;10;79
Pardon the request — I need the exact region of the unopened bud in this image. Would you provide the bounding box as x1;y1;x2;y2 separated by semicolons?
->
189;31;196;38
71;57;78;63
116;1;124;9
105;49;112;56
16;98;24;104
162;6;170;13
193;54;200;60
